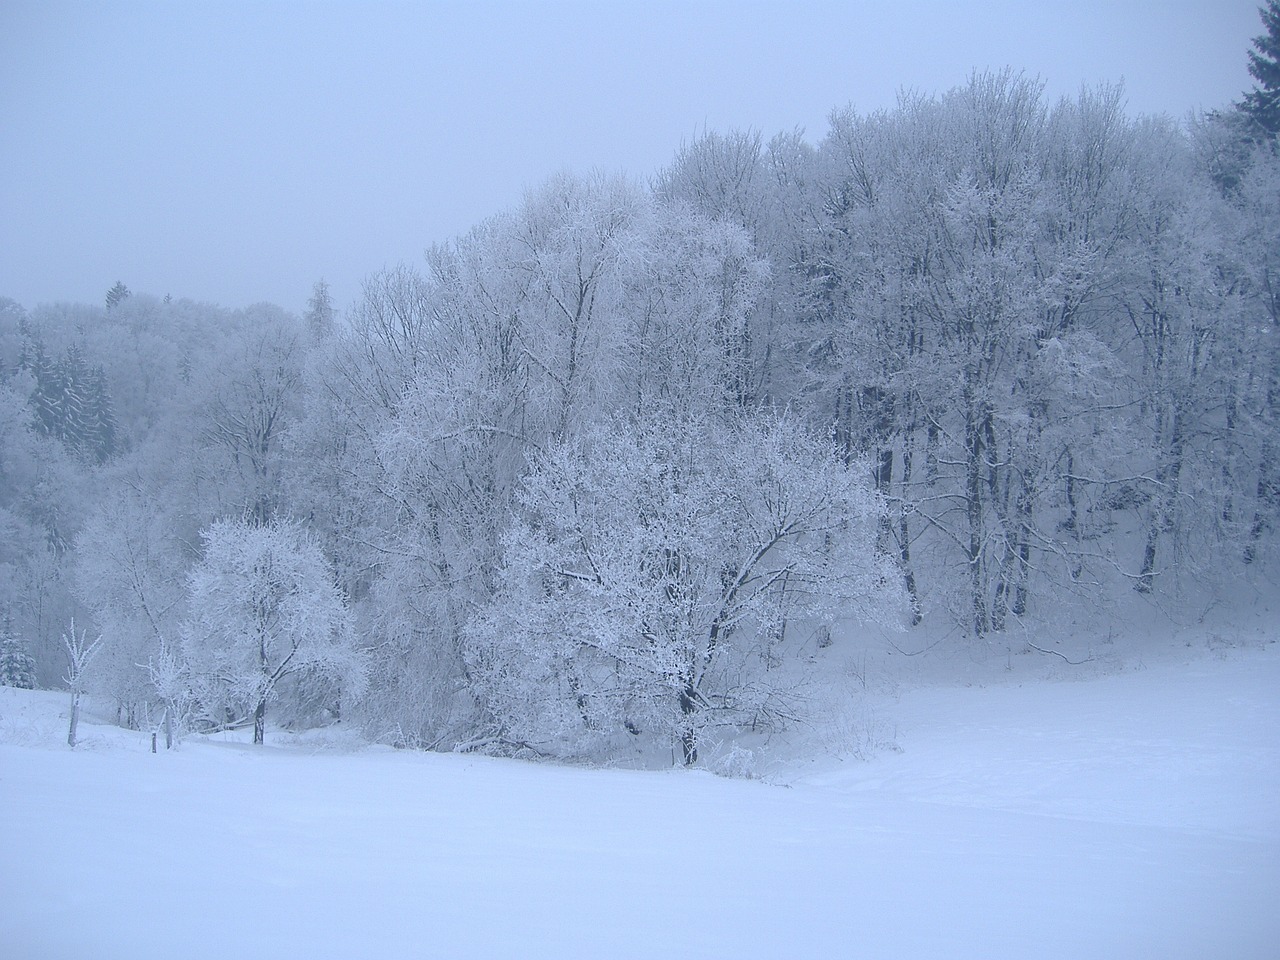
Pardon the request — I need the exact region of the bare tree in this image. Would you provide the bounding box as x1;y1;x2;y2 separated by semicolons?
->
62;617;103;748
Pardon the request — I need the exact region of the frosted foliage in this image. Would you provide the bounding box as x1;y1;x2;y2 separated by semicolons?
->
467;415;903;760
183;518;365;742
72;489;189;722
623;205;768;418
1;73;1278;766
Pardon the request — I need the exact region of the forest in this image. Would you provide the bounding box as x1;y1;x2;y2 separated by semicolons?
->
1;70;1277;766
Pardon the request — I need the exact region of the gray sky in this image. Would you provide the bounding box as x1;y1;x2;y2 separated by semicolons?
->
0;0;1263;316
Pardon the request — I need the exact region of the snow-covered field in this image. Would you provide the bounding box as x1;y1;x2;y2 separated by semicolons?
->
2;636;1277;960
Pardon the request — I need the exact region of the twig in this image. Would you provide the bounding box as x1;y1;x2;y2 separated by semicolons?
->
1024;640;1093;665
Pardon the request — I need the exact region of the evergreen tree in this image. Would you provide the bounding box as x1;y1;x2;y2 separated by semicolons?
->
305;278;335;342
1243;1;1280;137
26;340;63;440
18;336;117;462
84;365;117;462
105;281;130;310
0;635;37;689
58;344;90;449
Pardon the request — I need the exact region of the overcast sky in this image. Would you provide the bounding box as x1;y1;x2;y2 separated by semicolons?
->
0;0;1264;316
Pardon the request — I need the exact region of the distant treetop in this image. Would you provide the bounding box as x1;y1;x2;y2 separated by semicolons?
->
105;281;131;310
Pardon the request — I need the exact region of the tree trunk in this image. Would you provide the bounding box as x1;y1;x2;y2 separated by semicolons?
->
1063;450;1083;580
899;440;922;625
67;690;81;748
679;684;699;766
1245;442;1275;564
1011;476;1032;618
1138;404;1186;594
253;698;266;745
964;386;989;636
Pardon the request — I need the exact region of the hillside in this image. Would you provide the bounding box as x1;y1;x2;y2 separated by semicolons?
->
2;630;1276;960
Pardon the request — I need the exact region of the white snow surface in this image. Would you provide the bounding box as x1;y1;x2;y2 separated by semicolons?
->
2;640;1277;959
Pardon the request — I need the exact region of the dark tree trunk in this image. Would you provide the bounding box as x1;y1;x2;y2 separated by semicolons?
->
1012;476;1032;617
679;684;699;766
964;386;989;636
1138;403;1186;594
1063;450;1083;580
899;440;922;625
1245;443;1275;564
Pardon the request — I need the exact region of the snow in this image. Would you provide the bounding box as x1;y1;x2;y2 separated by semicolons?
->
2;640;1277;960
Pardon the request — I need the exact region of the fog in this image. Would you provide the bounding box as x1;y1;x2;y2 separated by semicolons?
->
0;0;1259;314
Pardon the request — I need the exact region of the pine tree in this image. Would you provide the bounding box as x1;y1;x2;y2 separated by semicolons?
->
26;340;64;439
58;344;90;449
0;635;37;689
84;365;117;462
1243;1;1280;137
305;278;335;342
105;281;130;310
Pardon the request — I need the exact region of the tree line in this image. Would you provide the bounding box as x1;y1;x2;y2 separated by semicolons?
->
1;68;1276;763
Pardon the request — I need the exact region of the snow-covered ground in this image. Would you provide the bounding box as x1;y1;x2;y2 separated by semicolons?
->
2;636;1277;960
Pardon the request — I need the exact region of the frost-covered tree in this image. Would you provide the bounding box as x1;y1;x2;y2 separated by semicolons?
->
305;278;336;342
1237;146;1280;562
62;617;103;748
319;175;647;747
183;517;365;744
804;74;1218;634
624;202;768;421
467;414;903;764
73;487;191;727
197;311;304;525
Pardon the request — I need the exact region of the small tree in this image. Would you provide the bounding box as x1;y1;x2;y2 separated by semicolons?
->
0;635;37;689
62;618;104;748
183;517;365;745
147;637;192;749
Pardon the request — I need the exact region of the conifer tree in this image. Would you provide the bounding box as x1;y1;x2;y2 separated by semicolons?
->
305;279;335;342
84;365;117;461
1243;1;1280;137
0;635;37;689
58;344;89;448
27;340;63;440
105;281;130;310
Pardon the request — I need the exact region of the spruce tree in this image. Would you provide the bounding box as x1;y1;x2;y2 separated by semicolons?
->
84;365;118;462
105;281;130;310
58;344;89;449
305;278;335;342
1243;1;1280;137
0;635;37;689
27;340;64;439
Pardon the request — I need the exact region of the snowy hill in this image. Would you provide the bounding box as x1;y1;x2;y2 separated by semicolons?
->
2;635;1277;960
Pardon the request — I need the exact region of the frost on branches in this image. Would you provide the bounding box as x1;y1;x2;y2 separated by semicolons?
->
182;517;366;744
466;415;905;764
